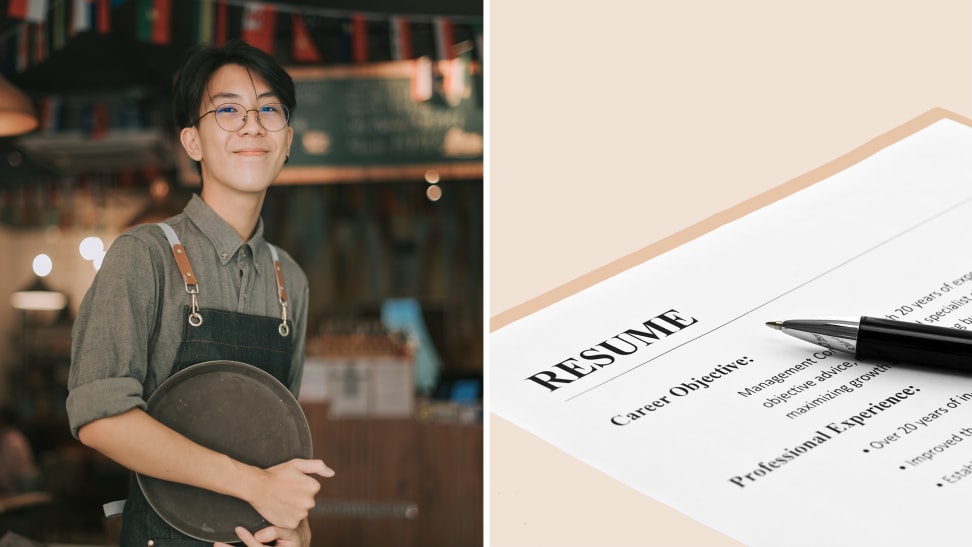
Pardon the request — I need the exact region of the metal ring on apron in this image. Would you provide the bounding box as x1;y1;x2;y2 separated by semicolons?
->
188;311;204;327
268;244;290;338
186;283;203;327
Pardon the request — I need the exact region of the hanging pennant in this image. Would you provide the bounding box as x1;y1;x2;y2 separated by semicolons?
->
32;22;46;64
215;0;227;45
52;0;66;50
351;14;367;63
153;0;171;44
433;16;454;60
15;25;29;72
195;0;213;44
8;0;29;20
337;17;352;63
135;0;156;42
27;0;48;23
72;0;91;34
241;2;276;54
134;0;151;40
390;16;412;61
94;0;110;33
292;14;321;62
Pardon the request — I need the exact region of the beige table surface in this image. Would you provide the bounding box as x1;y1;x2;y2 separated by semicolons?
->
489;2;972;545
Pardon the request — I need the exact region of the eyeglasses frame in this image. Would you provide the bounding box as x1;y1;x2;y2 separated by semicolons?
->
190;102;291;132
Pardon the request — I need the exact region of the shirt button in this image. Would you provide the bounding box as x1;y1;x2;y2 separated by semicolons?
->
220;252;228;260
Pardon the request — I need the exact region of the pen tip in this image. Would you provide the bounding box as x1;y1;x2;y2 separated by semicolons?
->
766;321;783;330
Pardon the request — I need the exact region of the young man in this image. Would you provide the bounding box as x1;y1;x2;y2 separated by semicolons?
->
67;40;333;546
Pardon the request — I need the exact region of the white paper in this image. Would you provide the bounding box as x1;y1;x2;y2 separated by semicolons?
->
491;118;972;546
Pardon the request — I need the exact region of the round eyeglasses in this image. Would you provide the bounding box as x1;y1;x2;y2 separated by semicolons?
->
192;103;291;132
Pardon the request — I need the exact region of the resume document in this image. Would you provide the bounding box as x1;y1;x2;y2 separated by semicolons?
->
491;116;972;545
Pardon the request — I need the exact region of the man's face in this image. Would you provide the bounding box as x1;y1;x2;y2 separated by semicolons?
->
181;63;293;197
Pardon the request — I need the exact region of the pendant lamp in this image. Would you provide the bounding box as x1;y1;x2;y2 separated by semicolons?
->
0;74;38;137
10;254;67;311
10;276;67;311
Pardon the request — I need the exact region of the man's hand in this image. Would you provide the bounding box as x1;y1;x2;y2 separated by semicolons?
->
214;520;311;547
246;458;334;529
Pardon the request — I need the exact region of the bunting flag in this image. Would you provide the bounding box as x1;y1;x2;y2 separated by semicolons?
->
52;0;66;49
32;22;47;64
15;25;29;72
27;0;48;23
215;0;227;45
134;0;151;40
390;16;412;60
241;2;276;54
72;0;91;34
337;18;351;62
135;0;170;43
351;14;367;63
8;0;29;19
195;0;213;44
291;14;321;62
153;0;171;44
95;0;111;33
433;16;454;60
1;1;483;81
411;55;433;102
8;0;48;23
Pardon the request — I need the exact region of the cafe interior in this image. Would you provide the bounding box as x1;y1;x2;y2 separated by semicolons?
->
0;0;483;544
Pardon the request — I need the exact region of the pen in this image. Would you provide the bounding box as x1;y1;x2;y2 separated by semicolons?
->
766;316;972;371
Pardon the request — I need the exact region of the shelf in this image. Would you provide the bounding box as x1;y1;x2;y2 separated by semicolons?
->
15;129;175;173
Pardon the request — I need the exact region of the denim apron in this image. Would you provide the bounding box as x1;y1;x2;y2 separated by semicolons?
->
119;223;294;546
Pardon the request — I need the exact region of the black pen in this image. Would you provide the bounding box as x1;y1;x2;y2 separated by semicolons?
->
766;316;972;371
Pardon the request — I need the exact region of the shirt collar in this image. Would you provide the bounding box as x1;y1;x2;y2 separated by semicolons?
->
184;194;267;270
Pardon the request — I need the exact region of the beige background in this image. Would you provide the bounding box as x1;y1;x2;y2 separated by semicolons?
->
489;1;972;545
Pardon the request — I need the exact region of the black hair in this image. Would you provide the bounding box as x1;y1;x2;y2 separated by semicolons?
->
171;39;296;130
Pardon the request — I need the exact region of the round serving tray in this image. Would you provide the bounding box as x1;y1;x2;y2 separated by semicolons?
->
136;360;313;542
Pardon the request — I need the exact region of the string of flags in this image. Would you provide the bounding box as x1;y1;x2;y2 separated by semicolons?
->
2;0;484;73
2;0;483;187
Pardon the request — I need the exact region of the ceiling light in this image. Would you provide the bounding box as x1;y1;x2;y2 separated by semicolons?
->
10;277;67;311
0;74;38;137
10;253;67;311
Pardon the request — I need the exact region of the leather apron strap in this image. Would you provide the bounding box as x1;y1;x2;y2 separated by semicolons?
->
156;222;290;336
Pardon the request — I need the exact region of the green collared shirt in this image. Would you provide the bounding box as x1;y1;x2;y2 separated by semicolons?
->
67;194;308;438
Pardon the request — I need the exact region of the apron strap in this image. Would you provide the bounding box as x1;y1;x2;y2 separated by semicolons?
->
267;244;290;337
157;223;289;337
158;223;203;327
157;222;199;289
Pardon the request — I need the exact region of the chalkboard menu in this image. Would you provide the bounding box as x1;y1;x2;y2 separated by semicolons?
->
279;61;483;184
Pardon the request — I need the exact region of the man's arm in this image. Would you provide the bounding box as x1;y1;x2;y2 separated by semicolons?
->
78;407;333;529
